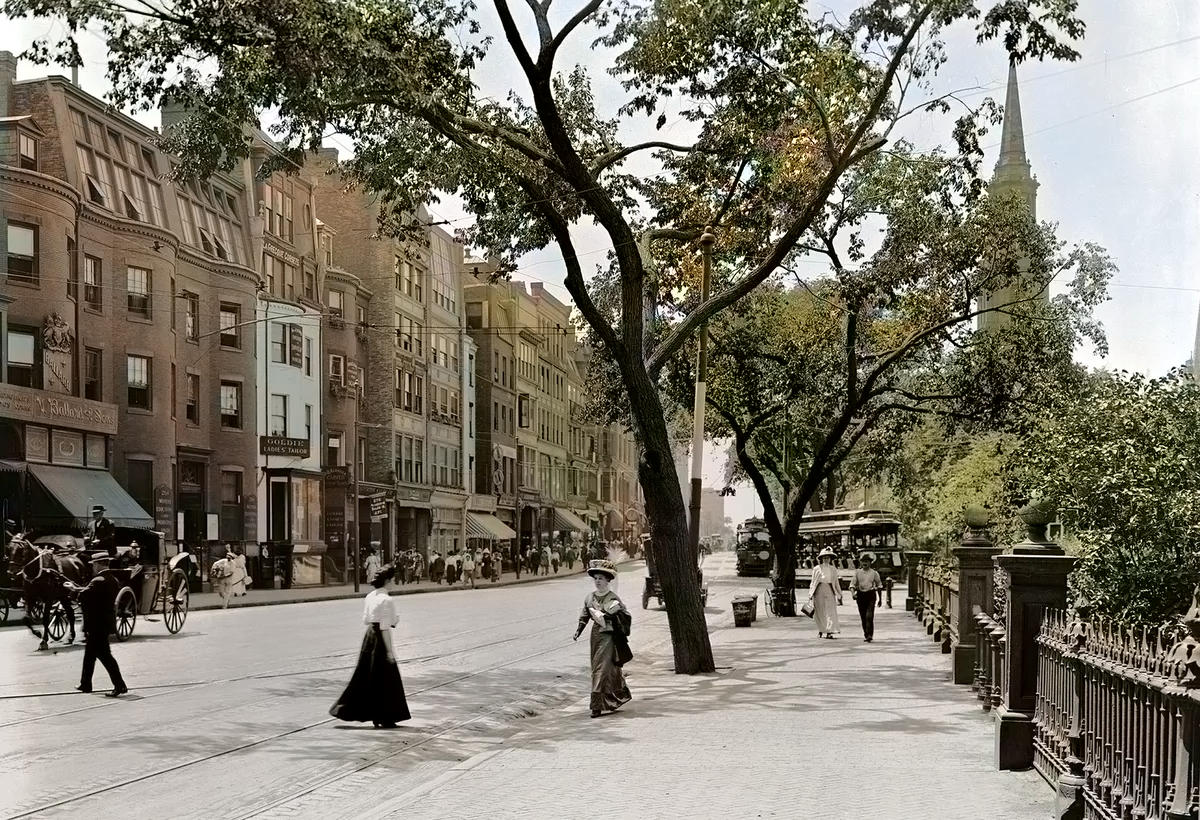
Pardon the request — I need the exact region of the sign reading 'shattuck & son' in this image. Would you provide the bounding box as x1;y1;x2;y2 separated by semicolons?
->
0;383;118;435
259;436;310;458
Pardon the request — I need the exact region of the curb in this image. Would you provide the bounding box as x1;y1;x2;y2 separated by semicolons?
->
189;556;640;613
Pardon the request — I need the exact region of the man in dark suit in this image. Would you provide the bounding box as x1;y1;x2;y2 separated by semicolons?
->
85;505;116;558
68;573;128;697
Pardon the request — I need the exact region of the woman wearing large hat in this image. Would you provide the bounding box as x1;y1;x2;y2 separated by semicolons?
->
573;559;632;718
807;547;843;638
329;565;412;728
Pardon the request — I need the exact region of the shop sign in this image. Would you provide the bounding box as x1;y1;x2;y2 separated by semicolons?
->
288;324;304;368
369;495;388;518
325;466;349;487
0;382;118;435
260;436;310;457
154;485;174;541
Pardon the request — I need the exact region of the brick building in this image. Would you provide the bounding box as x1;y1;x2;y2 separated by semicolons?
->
0;54;260;571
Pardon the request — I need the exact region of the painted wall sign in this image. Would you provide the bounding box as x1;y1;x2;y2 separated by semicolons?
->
259;436;311;458
0;383;118;435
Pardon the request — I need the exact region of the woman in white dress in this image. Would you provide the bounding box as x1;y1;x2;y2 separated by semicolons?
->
229;546;248;597
808;547;843;638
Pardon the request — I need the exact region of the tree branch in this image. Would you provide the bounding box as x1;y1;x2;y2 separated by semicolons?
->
590;140;704;175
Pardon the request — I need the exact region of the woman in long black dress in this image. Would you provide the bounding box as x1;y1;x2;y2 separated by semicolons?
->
329;566;411;727
573;559;632;718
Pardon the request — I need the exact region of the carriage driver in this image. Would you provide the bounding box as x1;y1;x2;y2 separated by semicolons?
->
85;505;116;559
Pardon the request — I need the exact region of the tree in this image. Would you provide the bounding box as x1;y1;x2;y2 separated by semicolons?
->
657;143;1112;596
1008;370;1200;628
10;0;1090;672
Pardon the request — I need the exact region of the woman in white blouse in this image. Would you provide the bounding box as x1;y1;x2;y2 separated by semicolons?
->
329;565;412;727
808;548;843;638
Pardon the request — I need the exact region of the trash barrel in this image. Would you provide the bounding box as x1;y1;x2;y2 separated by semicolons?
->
732;596;755;627
749;594;758;622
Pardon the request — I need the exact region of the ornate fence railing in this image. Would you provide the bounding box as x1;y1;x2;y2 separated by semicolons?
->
909;514;1199;820
1033;609;1199;820
914;558;957;654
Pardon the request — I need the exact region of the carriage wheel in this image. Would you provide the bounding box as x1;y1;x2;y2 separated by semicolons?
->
0;594;8;624
26;598;43;624
114;587;137;642
163;569;189;634
47;602;69;641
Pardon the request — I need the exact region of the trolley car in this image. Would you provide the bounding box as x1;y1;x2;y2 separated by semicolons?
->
793;508;903;589
735;518;774;577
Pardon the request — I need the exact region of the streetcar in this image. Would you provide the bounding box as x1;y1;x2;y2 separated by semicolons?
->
735;518;774;577
793;508;903;589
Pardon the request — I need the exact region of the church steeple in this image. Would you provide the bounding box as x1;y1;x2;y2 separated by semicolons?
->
990;60;1038;217
979;60;1042;332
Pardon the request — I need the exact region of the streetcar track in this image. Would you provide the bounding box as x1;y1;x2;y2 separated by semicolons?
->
0;622;565;728
4;638;581;820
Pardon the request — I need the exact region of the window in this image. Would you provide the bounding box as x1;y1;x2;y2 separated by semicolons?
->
220;382;242;429
6;329;36;387
269;394;287;436
219;303;240;348
18;133;37;171
6;222;37;283
304;337;313;376
329;354;345;385
170;363;176;417
304;404;312;443
127;355;151;409
357;304;366;326
326;432;342;467
67;237;77;299
83;348;102;400
303;268;315;301
127;266;151;318
395;369;403;407
493;402;499;432
185;373;200;424
83;255;102;309
329;290;344;318
125;459;154;519
395;434;425;483
184;292;199;340
270;322;286;363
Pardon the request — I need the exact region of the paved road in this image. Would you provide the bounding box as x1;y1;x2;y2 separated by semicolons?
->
0;556;708;819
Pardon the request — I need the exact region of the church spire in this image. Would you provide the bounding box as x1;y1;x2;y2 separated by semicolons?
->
997;60;1027;169
991;59;1037;216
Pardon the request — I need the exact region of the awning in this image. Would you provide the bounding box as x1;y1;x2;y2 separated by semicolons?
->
466;512;517;540
27;463;153;528
552;507;590;533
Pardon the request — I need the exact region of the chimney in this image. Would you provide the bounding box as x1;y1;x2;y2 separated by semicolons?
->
0;51;18;119
160;96;192;141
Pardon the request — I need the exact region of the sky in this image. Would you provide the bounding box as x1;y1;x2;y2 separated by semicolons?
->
5;3;1200;525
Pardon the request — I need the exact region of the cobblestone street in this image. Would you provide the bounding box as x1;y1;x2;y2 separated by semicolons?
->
2;552;1057;819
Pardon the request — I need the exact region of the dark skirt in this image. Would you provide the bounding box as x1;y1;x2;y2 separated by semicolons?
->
329;624;412;725
589;626;632;713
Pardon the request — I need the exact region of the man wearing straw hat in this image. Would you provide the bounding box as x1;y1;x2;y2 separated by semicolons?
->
851;552;884;642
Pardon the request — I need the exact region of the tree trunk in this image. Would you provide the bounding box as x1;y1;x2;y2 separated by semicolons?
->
628;369;715;674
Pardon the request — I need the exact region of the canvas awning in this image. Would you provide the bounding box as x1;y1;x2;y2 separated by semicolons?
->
26;463;153;528
551;507;589;533
465;512;517;540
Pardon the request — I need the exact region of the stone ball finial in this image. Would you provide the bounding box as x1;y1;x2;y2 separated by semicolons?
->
964;504;991;529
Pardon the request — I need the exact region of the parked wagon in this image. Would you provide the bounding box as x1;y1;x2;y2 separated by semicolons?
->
641;541;708;610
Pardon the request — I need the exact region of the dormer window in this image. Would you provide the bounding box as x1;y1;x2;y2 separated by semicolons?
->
18;133;37;171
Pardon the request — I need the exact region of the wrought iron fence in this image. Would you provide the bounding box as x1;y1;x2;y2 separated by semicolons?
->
1032;608;1199;820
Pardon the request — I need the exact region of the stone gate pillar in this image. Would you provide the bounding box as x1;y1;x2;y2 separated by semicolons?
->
952;506;1003;685
993;499;1074;771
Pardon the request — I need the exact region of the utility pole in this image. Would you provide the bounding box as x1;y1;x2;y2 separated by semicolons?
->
687;227;716;563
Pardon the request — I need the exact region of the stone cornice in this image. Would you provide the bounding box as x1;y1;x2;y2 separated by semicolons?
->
177;245;262;287
80;204;180;251
0;166;80;210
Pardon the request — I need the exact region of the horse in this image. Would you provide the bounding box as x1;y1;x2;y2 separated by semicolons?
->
7;534;89;650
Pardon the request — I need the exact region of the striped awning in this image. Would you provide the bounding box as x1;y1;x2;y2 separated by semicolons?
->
465;512;516;540
551;507;589;533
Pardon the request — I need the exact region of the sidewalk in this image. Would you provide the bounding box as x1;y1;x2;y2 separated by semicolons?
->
189;557;616;612
371;597;1056;820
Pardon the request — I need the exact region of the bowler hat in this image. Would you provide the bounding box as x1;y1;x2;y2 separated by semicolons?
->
91;505;105;514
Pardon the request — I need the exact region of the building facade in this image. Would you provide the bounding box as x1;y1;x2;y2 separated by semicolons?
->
0;55;261;580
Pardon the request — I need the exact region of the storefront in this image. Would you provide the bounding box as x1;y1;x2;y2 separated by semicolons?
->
260;435;325;587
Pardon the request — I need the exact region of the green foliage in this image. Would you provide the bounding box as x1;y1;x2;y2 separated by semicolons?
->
1009;370;1200;628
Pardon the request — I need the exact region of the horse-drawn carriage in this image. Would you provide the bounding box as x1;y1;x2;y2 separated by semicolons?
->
6;527;191;644
641;540;708;610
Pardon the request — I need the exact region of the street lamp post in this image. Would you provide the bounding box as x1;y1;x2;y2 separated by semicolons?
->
351;385;360;592
687;227;716;564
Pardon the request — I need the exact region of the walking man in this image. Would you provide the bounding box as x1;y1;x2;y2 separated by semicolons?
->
551;547;560;574
462;551;476;589
68;573;128;697
851;553;883;643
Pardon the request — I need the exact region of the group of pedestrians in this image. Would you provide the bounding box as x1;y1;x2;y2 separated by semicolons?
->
807;548;884;642
329;557;632;728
